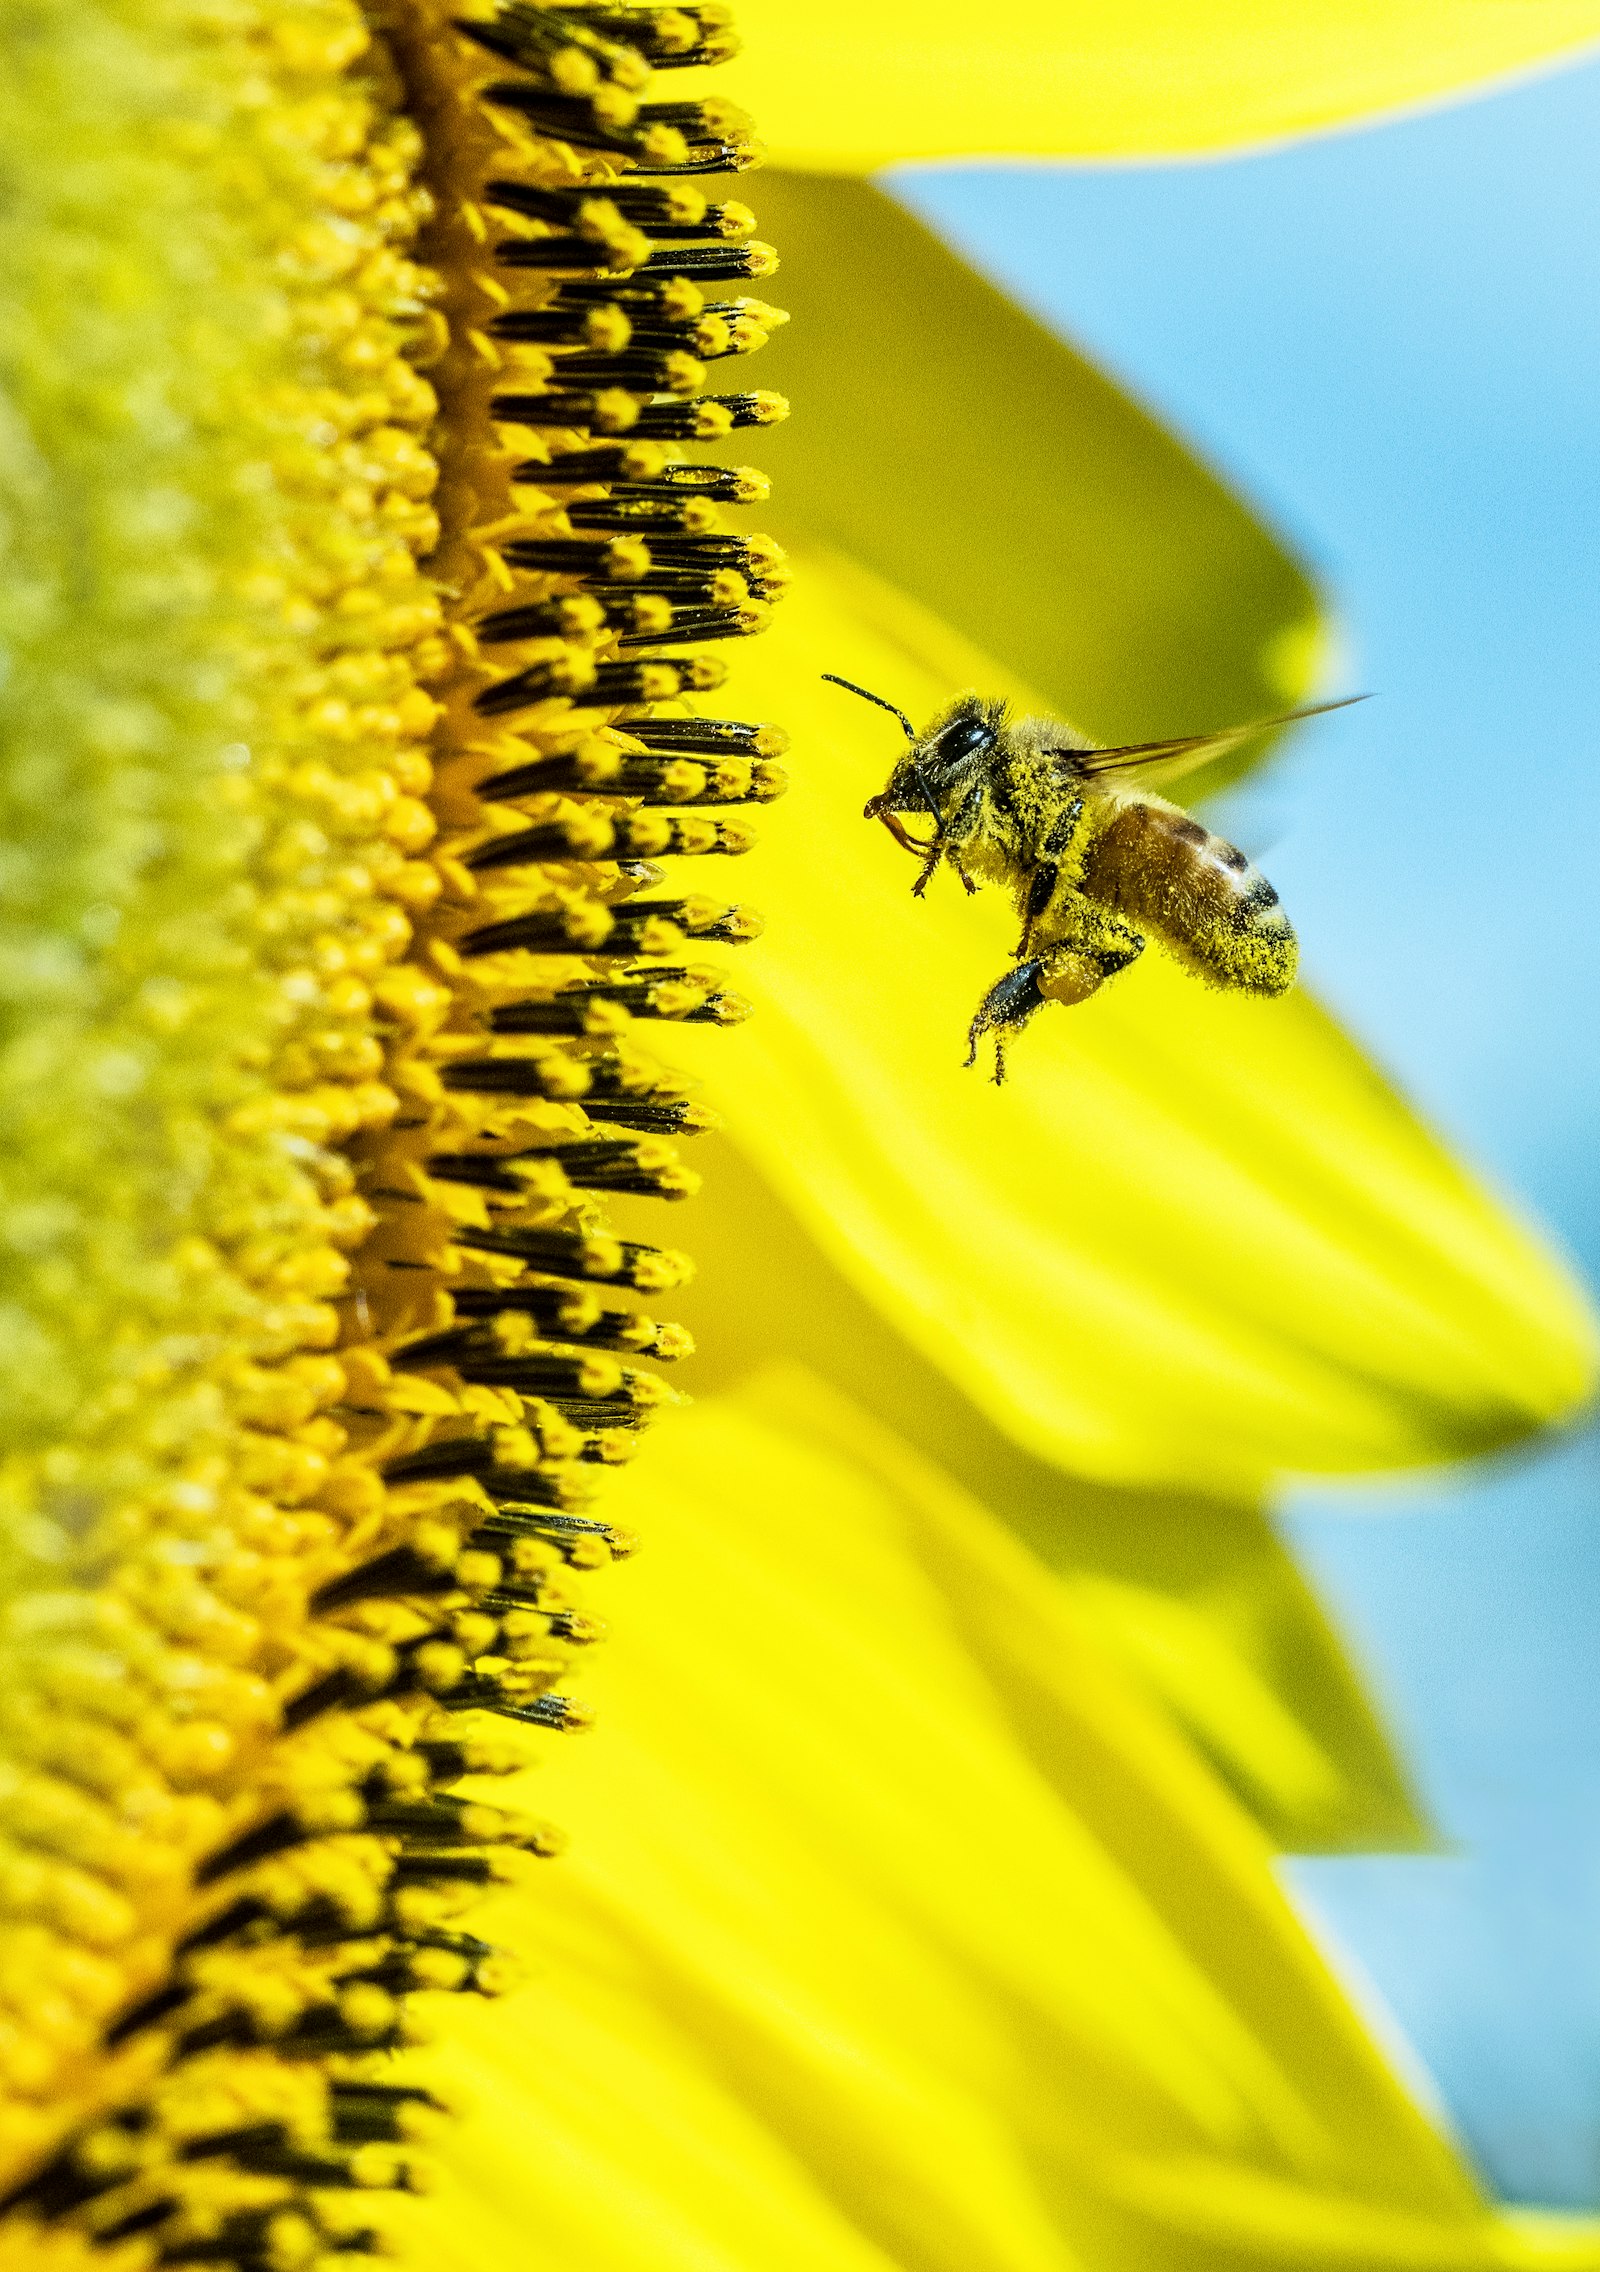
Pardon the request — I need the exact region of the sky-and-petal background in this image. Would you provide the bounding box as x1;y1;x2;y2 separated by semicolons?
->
891;52;1600;2206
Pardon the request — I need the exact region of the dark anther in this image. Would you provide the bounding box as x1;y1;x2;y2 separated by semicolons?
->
361;1795;495;1843
457;7;646;84
454;1223;685;1286
489;228;633;270
408;1345;628;1402
310;1539;462;1612
469;749;689;801
102;1979;191;2047
422;1153;529;1195
484;178;725;229
381;1435;494;1485
280;1664;369;1731
478;296;629;343
463;819;613;868
456;906;604;956
387;1325;483;1373
550;6;739;68
600;658;725;708
174;2119;292;2165
629;144;759;175
483;84;653;158
641;530;778;573
87;2199;179;2246
174;1895;273;1953
488;387;641;433
473;1464;589;1510
461;897;738;957
563;495;725;533
617;605;762;647
594;895;756;944
487;972;744;1029
330;2089;439;2146
485;333;703;396
596;463;768;503
472;1508;619;1544
196;1806;346;1888
516;441;655;485
497;533;647;577
427;1681;590;1730
451;1281;679;1351
628;390;788;437
634;241;776;282
620;714;783;755
437;1057;567;1099
474;652;722;719
475;594;660;643
422;1135;690;1201
0;2138;152;2222
388;1853;500;1887
568;1094;714;1133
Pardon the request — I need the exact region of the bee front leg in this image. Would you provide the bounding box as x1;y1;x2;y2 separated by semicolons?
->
938;782;984;896
911;840;943;898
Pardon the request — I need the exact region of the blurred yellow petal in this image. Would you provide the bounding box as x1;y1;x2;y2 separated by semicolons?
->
726;2;1600;169
633;173;1580;1828
668;1139;1430;1855
752;174;1322;800
685;547;1597;1492
405;1373;1600;2271
1063;1573;1408;1851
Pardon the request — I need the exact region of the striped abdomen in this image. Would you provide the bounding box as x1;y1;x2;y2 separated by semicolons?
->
1077;795;1297;996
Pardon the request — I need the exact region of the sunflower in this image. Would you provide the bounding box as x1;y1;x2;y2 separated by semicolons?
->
0;3;1595;2268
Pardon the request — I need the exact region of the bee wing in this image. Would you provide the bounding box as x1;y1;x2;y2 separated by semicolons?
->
1052;696;1364;790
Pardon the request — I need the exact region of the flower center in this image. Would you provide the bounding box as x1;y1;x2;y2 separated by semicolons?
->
0;0;784;2258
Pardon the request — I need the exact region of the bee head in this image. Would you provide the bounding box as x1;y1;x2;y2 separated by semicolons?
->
913;699;1001;799
823;677;1001;860
867;698;1003;869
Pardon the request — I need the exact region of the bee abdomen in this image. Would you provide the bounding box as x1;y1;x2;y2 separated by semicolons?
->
1078;797;1297;996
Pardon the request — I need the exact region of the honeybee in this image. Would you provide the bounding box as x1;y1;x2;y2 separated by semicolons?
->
826;674;1357;1081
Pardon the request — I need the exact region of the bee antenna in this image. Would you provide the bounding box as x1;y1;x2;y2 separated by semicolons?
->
822;673;916;742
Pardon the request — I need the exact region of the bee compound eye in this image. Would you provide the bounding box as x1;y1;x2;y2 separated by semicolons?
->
938;715;993;766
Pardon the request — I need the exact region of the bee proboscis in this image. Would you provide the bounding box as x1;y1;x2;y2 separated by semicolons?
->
826;674;1360;1082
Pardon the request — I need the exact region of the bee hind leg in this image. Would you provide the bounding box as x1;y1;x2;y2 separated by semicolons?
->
1036;932;1142;1009
965;959;1047;1084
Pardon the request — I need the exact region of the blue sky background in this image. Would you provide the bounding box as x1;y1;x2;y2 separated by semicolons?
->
893;57;1600;2210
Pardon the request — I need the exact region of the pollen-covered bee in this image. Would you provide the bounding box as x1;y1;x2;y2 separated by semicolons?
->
827;674;1355;1081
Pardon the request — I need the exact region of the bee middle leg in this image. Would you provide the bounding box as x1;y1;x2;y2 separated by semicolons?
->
1016;861;1058;956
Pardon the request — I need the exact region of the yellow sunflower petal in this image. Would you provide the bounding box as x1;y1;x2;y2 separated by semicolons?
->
403;1373;1600;2271
726;1;1600;169
675;547;1598;1493
752;173;1322;802
669;1139;1430;1854
1062;1572;1422;1855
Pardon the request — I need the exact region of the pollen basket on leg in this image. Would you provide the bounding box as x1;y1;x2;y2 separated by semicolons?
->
0;0;780;2262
